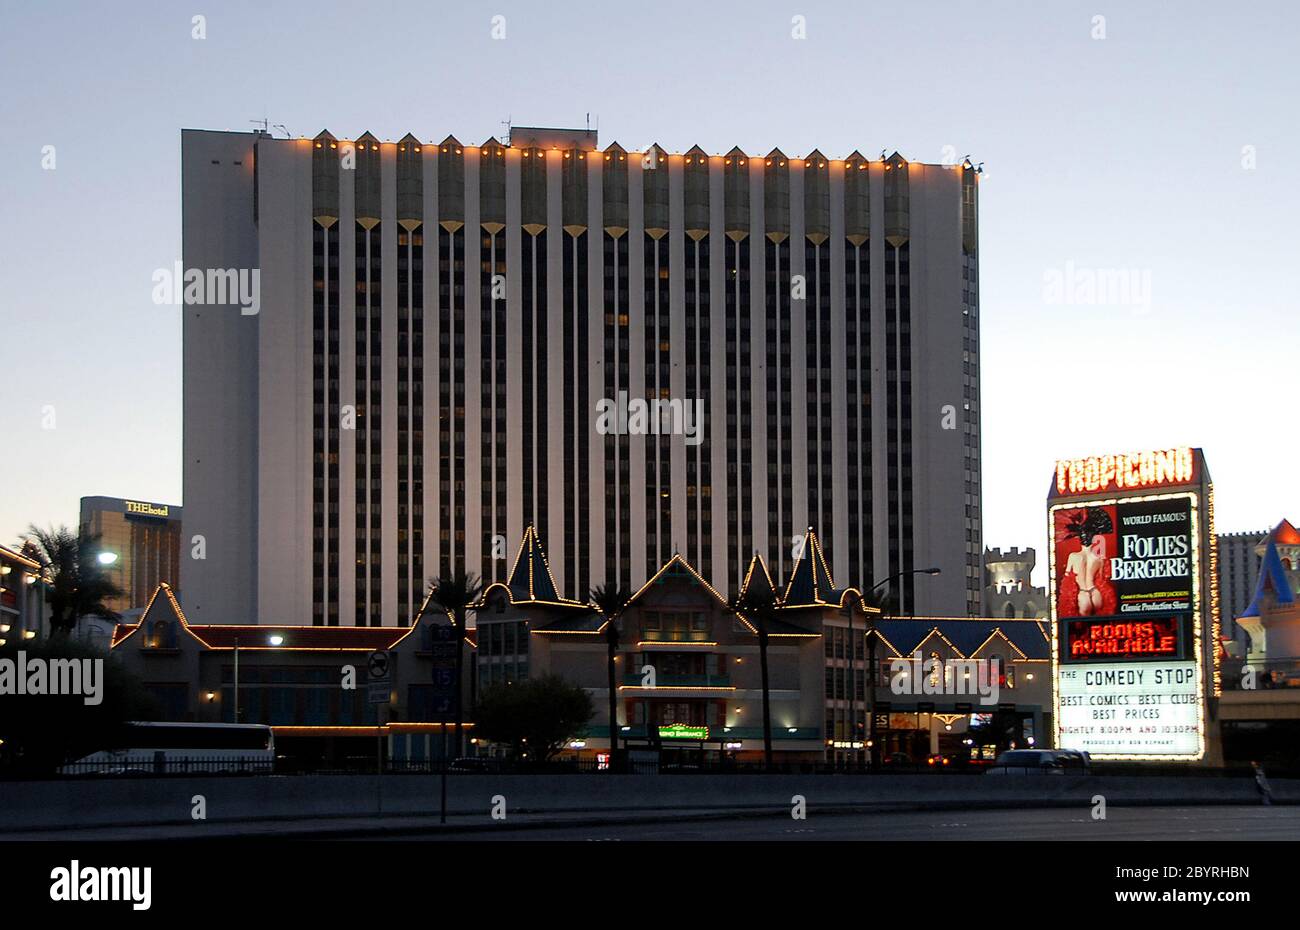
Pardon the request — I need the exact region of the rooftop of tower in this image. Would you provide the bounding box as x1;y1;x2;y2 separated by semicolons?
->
201;127;978;170
506;125;599;150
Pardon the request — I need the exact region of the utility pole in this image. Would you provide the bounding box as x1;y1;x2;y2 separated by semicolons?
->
867;613;878;769
847;603;855;769
233;635;240;723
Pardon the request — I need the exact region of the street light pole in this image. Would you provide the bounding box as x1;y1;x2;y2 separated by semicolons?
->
847;602;854;770
233;635;239;724
864;567;941;771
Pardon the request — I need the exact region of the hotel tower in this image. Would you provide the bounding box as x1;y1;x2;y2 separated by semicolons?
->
181;126;983;626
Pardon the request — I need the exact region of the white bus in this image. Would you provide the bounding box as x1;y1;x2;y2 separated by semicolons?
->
63;722;275;775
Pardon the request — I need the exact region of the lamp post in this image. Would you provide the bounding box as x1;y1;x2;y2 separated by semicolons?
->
233;635;239;723
864;568;941;771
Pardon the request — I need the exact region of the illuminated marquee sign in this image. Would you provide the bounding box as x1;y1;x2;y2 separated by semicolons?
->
658;723;708;740
1064;616;1187;662
1056;661;1201;756
1049;486;1207;761
125;500;170;518
1054;447;1194;497
1052;496;1194;617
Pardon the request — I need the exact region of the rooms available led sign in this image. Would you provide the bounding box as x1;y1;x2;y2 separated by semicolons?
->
1048;457;1207;760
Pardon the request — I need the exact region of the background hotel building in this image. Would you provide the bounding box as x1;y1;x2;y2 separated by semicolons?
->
181;126;983;626
78;496;183;617
1217;527;1267;653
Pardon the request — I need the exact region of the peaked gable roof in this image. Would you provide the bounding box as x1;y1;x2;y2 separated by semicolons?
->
871;619;1050;661
1241;538;1296;618
627;553;730;612
484;526;588;609
782;528;847;608
1268;518;1300;547
739;553;777;603
111;583;424;651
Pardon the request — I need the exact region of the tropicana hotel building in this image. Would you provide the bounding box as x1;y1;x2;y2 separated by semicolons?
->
181;126;983;627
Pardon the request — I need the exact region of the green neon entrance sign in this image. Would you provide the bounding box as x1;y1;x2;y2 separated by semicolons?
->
658;723;708;740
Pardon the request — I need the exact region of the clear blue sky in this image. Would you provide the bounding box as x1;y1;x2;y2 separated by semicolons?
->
2;0;1296;586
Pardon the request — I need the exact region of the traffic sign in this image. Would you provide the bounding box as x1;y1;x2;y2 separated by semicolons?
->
368;650;392;705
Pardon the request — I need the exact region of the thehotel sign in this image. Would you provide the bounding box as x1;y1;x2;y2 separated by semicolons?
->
124;500;170;518
1048;447;1212;761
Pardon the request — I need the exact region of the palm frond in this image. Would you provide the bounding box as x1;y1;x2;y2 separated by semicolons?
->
589;583;631;618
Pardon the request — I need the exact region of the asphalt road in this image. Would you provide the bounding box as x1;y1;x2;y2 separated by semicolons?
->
411;804;1300;842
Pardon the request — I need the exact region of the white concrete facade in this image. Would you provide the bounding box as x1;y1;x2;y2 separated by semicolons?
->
181;128;983;625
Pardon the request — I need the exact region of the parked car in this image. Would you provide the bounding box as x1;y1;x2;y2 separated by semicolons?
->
1054;749;1092;772
984;749;1065;775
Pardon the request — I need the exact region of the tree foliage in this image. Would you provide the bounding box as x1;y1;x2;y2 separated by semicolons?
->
474;675;594;762
23;524;124;634
0;636;158;777
428;571;483;756
590;582;631;761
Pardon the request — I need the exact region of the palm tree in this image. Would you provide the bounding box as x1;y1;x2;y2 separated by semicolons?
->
590;583;631;770
23;525;123;635
731;584;779;769
428;571;483;758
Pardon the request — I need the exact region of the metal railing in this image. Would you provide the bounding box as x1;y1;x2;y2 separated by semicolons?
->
621;673;732;687
21;755;1294;780
51;756;274;778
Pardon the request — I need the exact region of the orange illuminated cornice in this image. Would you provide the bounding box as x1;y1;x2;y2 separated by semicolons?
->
636;641;719;648
0;544;41;571
112;582;454;652
618;685;736;692
273;723;474;738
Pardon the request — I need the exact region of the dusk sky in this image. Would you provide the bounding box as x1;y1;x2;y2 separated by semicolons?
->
2;0;1296;586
